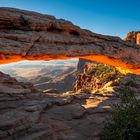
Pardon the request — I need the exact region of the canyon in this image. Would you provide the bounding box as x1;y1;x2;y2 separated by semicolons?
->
0;59;78;92
0;7;140;140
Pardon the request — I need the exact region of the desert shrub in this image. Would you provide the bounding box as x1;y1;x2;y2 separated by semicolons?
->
101;87;140;140
74;63;124;92
124;79;136;87
91;63;123;84
117;87;135;103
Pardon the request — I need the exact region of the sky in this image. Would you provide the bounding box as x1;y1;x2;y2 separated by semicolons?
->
0;0;140;38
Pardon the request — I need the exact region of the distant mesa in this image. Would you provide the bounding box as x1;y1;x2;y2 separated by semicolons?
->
0;8;140;74
125;31;140;45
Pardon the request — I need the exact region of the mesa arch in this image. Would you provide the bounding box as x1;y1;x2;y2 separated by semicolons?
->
0;8;140;74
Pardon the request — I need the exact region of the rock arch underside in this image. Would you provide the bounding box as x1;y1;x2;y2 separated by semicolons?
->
0;8;140;74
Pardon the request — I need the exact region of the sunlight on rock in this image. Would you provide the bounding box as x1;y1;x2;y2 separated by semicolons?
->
0;8;140;74
116;67;132;74
0;6;140;140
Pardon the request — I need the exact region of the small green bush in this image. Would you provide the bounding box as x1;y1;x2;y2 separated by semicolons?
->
124;79;136;87
101;87;140;140
91;63;123;84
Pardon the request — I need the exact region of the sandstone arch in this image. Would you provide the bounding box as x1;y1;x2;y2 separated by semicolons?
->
0;8;140;74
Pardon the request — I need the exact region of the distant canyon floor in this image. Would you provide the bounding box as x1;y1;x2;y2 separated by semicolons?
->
0;58;78;93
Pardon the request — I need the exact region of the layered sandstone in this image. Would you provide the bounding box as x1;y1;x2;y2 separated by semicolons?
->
125;31;140;45
0;71;118;140
0;8;140;73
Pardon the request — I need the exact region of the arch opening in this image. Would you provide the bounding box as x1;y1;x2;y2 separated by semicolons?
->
0;59;79;93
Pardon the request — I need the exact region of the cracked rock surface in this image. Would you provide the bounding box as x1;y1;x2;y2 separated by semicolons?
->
0;8;140;73
0;72;119;140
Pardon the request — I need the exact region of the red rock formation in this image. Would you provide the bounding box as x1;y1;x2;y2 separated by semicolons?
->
0;8;140;74
125;31;140;45
137;33;140;45
74;62;123;92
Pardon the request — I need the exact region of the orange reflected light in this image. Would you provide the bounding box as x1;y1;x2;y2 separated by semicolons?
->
0;54;140;74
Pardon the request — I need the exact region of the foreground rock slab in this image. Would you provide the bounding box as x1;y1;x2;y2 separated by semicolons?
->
1;71;140;139
0;72;119;140
0;8;140;73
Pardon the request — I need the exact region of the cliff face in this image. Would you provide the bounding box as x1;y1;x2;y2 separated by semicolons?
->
0;8;140;73
74;63;124;93
75;31;140;92
125;31;140;45
75;32;140;91
77;58;92;73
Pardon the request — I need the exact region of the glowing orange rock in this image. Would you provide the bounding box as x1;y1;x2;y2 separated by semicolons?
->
0;8;140;74
125;31;140;45
137;33;140;45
